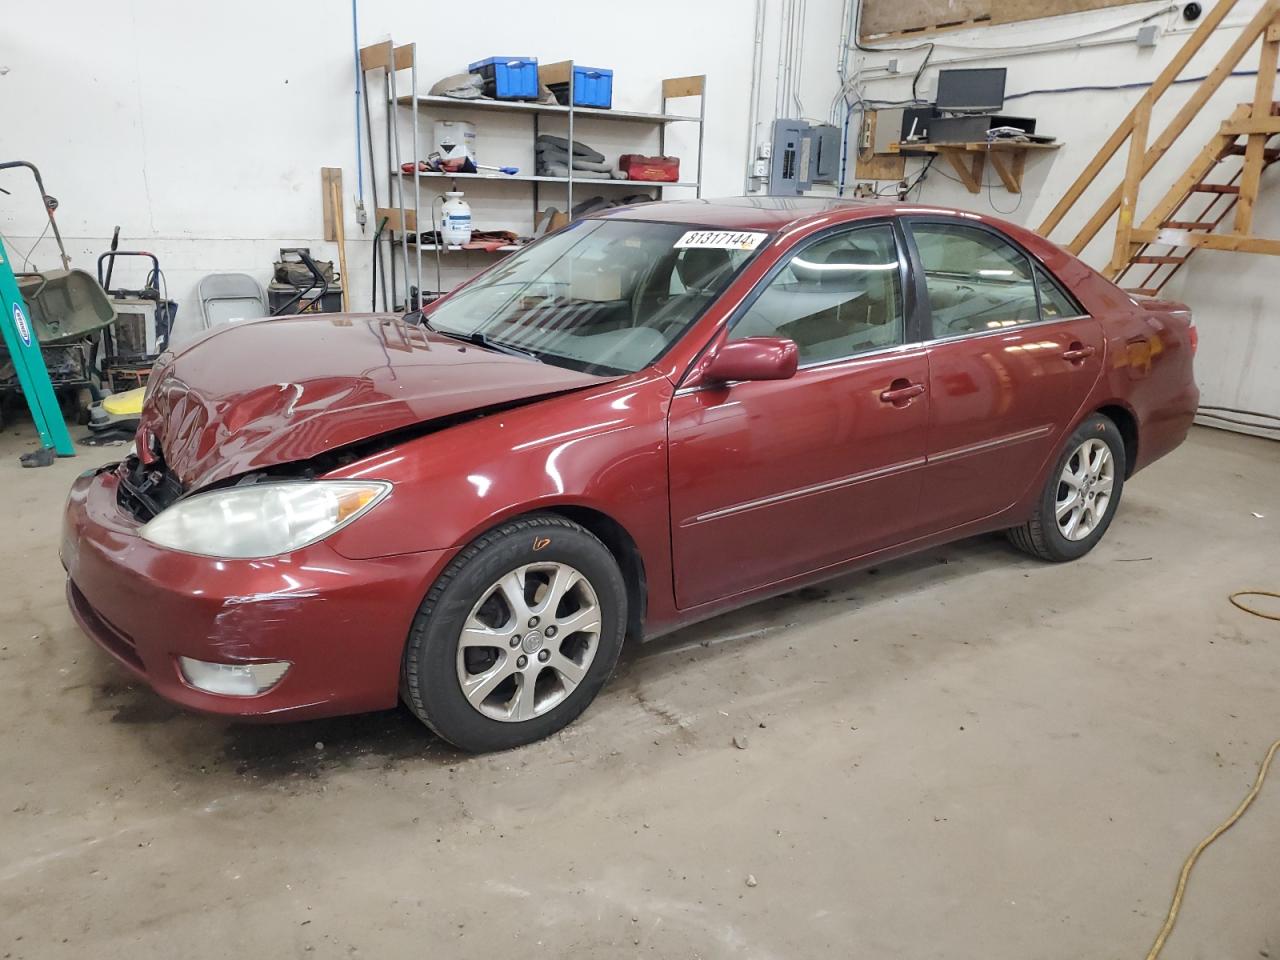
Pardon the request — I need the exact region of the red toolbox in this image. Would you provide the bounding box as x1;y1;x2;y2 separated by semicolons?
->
619;154;680;182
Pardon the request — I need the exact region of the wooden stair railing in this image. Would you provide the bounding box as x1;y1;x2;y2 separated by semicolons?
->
1116;103;1280;295
1037;0;1280;287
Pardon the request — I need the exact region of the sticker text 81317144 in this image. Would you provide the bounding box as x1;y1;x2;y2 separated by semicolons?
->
674;230;768;251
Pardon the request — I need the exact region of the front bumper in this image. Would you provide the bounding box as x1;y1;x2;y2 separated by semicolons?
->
61;466;452;721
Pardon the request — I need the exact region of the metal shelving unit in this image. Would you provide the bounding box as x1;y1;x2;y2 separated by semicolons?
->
362;42;705;308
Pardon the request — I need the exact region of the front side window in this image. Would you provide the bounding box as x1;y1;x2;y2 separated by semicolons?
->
911;222;1039;338
426;219;760;375
729;223;905;365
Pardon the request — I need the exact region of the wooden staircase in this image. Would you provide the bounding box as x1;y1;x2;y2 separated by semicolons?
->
1116;102;1280;296
1037;0;1280;289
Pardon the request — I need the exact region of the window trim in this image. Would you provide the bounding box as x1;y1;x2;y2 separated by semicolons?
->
721;218;917;369
900;216;1090;344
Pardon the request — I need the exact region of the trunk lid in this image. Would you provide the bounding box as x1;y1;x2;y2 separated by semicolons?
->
139;313;611;490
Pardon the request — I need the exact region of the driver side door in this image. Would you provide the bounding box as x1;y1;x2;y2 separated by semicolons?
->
666;221;931;609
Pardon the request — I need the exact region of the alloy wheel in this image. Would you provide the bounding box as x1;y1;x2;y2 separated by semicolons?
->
1056;438;1115;541
455;562;602;722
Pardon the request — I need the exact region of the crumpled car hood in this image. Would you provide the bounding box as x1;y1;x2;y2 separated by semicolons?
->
139;314;612;491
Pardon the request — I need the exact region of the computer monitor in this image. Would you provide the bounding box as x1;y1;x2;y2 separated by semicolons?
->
935;68;1007;113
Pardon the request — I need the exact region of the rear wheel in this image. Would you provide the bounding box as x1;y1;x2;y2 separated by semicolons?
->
402;514;626;753
1008;413;1126;562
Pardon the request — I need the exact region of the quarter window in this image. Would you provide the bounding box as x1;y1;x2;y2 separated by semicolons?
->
1033;263;1081;320
912;223;1038;337
729;224;905;365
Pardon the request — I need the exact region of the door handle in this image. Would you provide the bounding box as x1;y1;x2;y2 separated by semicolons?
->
879;380;926;405
1062;343;1096;363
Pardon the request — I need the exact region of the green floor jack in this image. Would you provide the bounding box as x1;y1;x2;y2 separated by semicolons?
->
0;161;75;467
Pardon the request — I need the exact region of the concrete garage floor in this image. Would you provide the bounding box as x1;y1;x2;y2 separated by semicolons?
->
1;424;1277;960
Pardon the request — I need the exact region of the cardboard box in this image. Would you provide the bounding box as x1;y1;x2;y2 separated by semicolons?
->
570;268;622;302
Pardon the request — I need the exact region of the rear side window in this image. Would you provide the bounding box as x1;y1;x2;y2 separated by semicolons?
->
729;223;905;365
911;222;1038;337
1033;263;1083;320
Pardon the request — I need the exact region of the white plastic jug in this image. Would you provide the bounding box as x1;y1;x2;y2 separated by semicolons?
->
439;191;473;246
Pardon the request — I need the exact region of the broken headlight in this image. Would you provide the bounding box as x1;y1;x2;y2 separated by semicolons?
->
140;481;391;558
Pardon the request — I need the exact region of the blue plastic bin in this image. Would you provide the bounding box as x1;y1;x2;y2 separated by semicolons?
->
548;65;614;109
468;57;539;101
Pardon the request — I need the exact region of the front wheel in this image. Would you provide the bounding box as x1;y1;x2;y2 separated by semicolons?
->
402;514;627;753
1008;413;1127;562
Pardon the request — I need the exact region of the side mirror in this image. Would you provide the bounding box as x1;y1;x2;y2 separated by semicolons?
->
701;337;799;385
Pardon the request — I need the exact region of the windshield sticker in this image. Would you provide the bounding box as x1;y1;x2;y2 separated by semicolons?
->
674;230;767;251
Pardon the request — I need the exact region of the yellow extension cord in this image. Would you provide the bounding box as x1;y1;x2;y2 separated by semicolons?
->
1228;590;1280;622
1145;737;1280;959
1144;591;1280;960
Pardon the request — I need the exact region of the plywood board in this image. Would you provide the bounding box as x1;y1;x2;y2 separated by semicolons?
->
662;76;706;99
376;206;417;233
857;152;907;180
861;0;1145;41
321;167;342;242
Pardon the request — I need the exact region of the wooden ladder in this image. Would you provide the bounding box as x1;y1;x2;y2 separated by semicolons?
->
1116;102;1280;296
1037;0;1280;285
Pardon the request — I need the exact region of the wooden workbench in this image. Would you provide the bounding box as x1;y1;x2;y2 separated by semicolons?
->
889;140;1061;194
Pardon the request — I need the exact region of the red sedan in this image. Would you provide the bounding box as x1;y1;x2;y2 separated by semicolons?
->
62;198;1198;752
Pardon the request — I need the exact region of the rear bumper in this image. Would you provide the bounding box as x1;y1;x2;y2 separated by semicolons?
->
1134;379;1200;474
61;466;451;721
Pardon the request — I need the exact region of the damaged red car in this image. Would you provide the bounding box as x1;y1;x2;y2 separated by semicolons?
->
61;198;1198;752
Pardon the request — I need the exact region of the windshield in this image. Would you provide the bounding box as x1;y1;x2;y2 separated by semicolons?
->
426;219;764;375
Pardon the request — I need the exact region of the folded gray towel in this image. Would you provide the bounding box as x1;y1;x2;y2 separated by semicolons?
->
539;162;613;180
535;145;571;162
429;72;485;99
535;144;612;172
536;144;602;163
535;134;605;163
536;149;613;173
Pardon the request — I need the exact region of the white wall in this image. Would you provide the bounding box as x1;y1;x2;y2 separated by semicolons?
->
838;0;1280;428
0;0;757;327
3;0;1276;428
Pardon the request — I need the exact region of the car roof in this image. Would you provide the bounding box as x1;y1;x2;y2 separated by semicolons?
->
593;196;973;233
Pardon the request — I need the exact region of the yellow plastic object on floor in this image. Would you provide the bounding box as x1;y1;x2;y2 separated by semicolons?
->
102;387;145;417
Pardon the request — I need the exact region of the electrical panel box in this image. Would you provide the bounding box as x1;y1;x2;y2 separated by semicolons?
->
769;119;842;193
810;123;841;183
768;119;812;195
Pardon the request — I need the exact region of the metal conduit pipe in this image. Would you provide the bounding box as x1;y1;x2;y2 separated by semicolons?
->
775;0;791;121
744;0;767;193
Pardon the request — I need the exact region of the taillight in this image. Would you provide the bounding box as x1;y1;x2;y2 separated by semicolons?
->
1189;324;1198;355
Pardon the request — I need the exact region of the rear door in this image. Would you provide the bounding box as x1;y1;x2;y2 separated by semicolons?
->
667;221;931;608
904;219;1104;531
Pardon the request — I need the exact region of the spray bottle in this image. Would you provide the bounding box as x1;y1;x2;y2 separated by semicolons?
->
439;191;473;246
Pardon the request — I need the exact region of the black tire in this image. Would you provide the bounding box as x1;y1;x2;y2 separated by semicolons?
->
402;513;627;753
1008;413;1127;562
